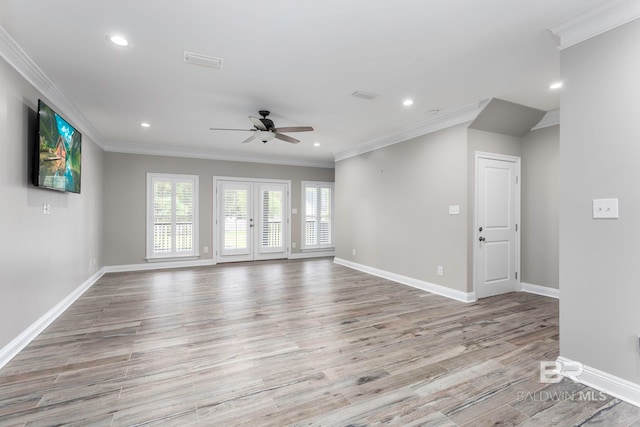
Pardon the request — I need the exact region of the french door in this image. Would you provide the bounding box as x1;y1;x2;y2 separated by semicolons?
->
216;179;289;263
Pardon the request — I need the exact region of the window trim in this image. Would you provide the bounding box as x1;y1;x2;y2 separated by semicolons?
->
146;173;199;260
301;180;334;250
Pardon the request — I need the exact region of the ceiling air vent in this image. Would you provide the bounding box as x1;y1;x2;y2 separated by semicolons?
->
351;90;379;100
184;51;224;69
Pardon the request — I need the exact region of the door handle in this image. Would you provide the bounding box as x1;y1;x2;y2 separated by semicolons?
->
479;236;485;242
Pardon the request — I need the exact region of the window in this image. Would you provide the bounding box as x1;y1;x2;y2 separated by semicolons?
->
146;173;199;259
302;181;334;249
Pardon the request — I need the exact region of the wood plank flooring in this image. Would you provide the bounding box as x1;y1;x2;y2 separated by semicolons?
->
1;258;639;426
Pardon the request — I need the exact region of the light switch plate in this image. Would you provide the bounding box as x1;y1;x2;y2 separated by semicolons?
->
449;205;460;215
593;198;618;219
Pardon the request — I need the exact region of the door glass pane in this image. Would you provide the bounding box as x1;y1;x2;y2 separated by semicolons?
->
261;190;283;248
224;188;248;250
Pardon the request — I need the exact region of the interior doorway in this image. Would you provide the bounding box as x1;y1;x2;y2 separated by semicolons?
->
474;152;520;298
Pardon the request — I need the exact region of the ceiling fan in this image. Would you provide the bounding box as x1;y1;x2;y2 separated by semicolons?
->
209;110;313;144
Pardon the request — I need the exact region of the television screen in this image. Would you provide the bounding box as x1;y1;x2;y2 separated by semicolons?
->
33;99;82;193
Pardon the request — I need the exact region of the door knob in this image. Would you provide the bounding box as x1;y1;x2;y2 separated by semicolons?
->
479;236;485;242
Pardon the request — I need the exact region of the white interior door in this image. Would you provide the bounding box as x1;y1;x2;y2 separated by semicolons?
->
475;154;519;298
217;180;288;263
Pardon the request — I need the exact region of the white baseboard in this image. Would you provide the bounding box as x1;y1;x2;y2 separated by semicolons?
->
333;258;476;303
557;356;640;408
520;282;560;299
288;251;335;260
0;268;106;370
104;258;215;273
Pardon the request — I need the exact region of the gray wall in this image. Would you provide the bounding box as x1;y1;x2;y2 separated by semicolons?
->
560;19;640;383
522;125;559;289
0;57;104;350
335;124;469;292
103;152;334;266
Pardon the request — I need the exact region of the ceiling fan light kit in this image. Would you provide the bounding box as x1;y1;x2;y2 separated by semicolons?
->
210;110;313;144
255;130;275;143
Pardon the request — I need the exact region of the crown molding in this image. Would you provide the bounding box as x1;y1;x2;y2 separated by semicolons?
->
103;141;335;169
550;0;640;50
531;109;560;130
0;25;334;169
0;24;107;147
334;100;488;162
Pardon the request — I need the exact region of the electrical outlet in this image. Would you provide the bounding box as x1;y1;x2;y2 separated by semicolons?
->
352;249;356;256
42;203;51;215
593;198;619;219
292;242;296;248
204;246;209;254
437;266;444;276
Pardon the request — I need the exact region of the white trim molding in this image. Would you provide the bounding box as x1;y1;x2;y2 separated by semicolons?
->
104;141;335;169
531;109;560;131
550;0;640;50
557;356;640;408
334;100;489;162
0;24;335;170
0;25;106;147
0;268;106;370
104;259;215;273
289;251;335;259
520;282;560;299
334;258;476;303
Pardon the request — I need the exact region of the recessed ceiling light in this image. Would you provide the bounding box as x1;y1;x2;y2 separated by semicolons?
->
313;142;320;147
141;122;150;128
403;99;414;107
109;35;129;47
549;82;563;90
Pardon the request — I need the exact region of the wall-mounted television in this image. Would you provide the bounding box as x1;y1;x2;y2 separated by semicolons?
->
32;99;82;193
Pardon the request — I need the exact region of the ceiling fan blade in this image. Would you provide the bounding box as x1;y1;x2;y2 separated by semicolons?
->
241;134;256;144
273;126;314;133
210;127;254;131
274;133;300;144
249;116;268;131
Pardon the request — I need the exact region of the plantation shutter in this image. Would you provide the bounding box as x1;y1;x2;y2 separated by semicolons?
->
175;181;194;253
221;183;250;255
147;174;198;259
319;187;332;245
305;186;318;246
303;182;333;249
153;180;173;254
261;189;283;248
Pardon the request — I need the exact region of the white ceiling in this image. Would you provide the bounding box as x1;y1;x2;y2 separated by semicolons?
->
0;0;610;167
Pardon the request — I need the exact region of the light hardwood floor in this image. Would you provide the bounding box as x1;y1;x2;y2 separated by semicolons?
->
1;258;640;426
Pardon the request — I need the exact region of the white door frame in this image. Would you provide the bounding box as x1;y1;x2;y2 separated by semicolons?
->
213;176;292;264
473;151;521;298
